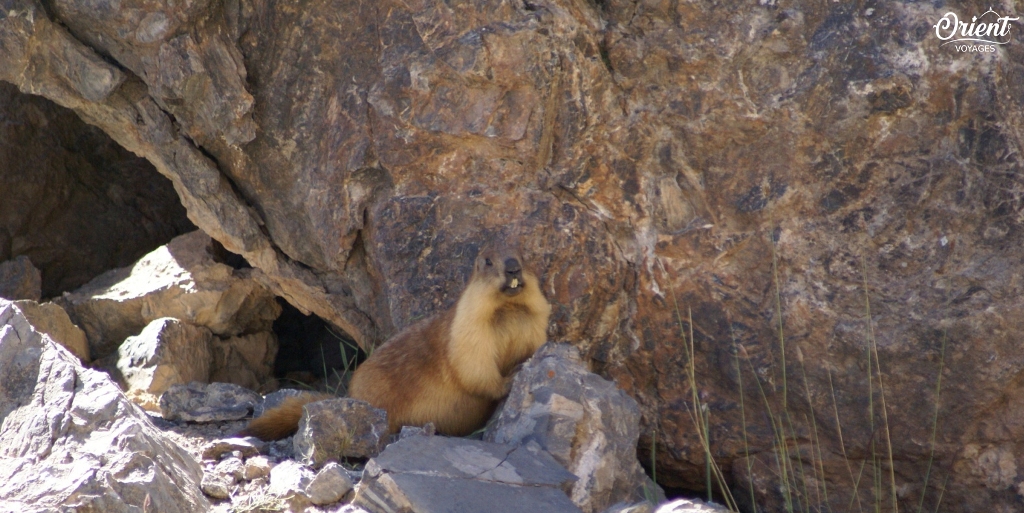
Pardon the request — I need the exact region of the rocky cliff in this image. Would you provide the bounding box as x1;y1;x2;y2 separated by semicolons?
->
2;0;1023;511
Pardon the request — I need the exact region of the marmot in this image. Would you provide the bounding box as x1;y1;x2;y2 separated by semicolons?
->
239;244;551;440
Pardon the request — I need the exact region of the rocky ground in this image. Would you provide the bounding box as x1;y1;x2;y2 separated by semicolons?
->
0;240;689;511
4;0;1024;510
148;387;721;513
154;418;283;512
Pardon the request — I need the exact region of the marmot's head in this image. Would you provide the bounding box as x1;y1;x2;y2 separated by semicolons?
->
473;246;527;297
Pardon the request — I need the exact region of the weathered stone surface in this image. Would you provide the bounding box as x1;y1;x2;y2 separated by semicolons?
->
201;456;245;499
0;256;41;301
354;435;580;513
268;460;315;500
121;387;162;413
398;422;436;439
56;230;281;359
602;502;654;513
0;82;194;299
46;0;256;147
307;462;354;506
118;317;213;397
160;381;262;422
0;300;210;512
487;343;656;512
202;437;263;461
200;471;233;500
8;299;89;362
209;330;278;391
294;398;389;467
244;455;273;481
5;0;1024;510
654;499;731;513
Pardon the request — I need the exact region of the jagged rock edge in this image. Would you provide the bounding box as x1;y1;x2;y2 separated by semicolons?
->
0;2;377;348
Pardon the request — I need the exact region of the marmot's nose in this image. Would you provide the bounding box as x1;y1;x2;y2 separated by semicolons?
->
504;258;521;275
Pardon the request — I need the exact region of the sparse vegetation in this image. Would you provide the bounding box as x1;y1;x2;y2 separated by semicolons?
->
644;425;660;504
326;325;366;395
657;224;950;513
668;289;739;511
917;332;947;513
227;491;291;513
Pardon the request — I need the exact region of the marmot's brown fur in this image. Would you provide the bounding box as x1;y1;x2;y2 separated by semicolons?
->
237;392;333;441
239;245;551;440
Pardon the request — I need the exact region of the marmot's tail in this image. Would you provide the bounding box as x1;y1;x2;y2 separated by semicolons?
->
238;392;333;441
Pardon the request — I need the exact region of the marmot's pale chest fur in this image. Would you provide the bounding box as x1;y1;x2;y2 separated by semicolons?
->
240;245;551;439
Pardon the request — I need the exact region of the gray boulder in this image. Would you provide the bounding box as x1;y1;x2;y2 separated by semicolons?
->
268;460;315;500
353;435;581;513
201;456;245;499
117;317;213;397
307;462;355;506
160;381;262;422
486;343;660;513
0;299;210;512
295;397;389;467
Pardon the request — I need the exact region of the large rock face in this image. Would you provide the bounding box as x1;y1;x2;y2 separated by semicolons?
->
2;0;1023;511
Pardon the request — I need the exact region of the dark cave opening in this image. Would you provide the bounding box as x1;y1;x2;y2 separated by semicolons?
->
211;240;366;395
0;81;195;299
0;80;368;398
271;298;366;393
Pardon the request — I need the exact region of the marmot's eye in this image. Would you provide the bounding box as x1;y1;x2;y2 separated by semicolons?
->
485;258;493;266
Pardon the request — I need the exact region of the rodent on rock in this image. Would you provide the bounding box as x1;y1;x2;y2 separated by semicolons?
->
239;244;552;440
